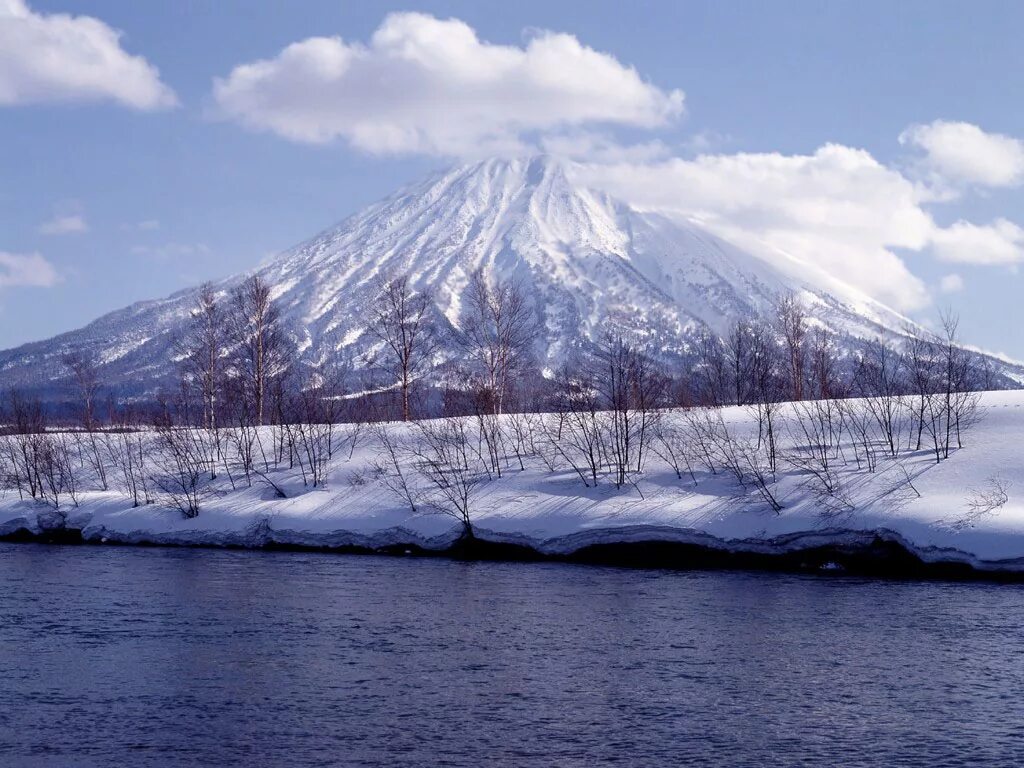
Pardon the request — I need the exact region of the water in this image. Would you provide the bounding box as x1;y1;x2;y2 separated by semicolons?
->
1;545;1023;767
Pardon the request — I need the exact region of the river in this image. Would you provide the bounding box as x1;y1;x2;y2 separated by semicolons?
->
1;544;1022;766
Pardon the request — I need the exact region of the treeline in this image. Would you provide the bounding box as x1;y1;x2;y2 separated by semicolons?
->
0;271;997;526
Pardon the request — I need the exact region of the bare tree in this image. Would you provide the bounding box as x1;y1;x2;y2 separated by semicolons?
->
105;423;151;507
776;293;808;401
371;423;420;513
903;324;939;453
459;270;537;415
367;275;438;422
937;310;981;458
288;365;348;488
227;275;292;425
692;327;730;406
150;411;213;518
746;319;784;472
651;417;698;484
854;337;906;459
0;389;46;501
700;409;783;513
179;283;227;431
410;418;483;538
724;318;754;406
548;366;603;487
954;476;1011;530
62;349;101;430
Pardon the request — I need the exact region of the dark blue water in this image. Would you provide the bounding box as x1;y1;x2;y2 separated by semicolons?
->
1;545;1023;766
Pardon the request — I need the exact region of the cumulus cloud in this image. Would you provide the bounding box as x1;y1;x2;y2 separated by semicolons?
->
0;0;176;110
0;251;60;287
930;218;1024;265
578;144;935;311
899;120;1024;188
38;213;87;235
211;12;683;156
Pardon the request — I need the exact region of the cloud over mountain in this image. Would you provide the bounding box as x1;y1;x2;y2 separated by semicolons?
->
211;12;683;156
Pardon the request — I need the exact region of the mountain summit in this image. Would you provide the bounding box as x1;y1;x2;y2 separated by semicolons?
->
0;155;918;396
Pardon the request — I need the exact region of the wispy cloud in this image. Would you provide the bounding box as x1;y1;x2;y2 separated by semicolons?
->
0;250;60;287
38;212;88;235
121;219;160;232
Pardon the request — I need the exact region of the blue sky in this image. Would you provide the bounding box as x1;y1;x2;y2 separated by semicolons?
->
3;0;1024;356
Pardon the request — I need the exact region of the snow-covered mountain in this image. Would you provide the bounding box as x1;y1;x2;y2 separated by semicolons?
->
0;155;957;396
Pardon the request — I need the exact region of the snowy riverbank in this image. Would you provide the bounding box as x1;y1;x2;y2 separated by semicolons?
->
4;390;1024;576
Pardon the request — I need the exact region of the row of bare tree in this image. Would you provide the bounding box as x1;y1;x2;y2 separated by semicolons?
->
0;267;995;527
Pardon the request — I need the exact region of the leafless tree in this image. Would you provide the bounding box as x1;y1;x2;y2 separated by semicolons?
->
746;319;784;472
0;389;46;501
954;476;1011;530
724;318;754;406
367;275;438;422
841;398;879;473
854;337;906;458
371;423;420;513
227;275;292;425
937;310;981;457
903;324;939;452
547;366;603;487
74;431;109;491
288;366;348;488
692;327;731;406
702;410;783;513
410;417;483;537
506;411;541;472
62;349;101;430
681;407;723;475
459;270;537;415
776;293;808;401
788;398;852;513
105;426;151;507
150;412;213;518
651;417;698;484
178;283;228;431
591;334;665;490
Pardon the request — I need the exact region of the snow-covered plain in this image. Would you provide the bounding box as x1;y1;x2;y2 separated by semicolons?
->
4;390;1024;573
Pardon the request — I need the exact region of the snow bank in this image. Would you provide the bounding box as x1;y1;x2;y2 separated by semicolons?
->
5;391;1024;574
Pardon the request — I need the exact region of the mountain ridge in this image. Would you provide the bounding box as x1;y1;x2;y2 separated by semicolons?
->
0;155;999;396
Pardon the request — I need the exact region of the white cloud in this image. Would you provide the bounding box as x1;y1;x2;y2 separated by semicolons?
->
930;218;1024;265
0;250;60;287
38;213;87;235
578;144;935;311
939;273;964;294
899;120;1024;188
0;0;176;110
211;12;683;156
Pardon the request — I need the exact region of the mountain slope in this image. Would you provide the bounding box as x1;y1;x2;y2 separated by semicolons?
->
0;155;950;396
